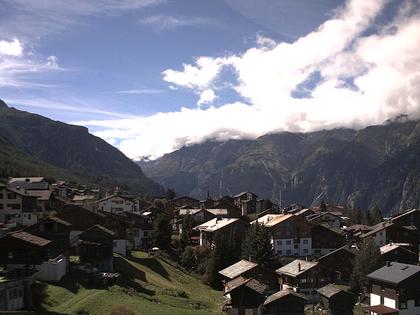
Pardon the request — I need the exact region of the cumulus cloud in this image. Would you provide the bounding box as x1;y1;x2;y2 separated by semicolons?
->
0;38;63;87
76;0;420;160
0;38;23;56
198;89;217;106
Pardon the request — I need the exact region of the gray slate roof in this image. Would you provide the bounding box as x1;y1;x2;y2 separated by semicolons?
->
218;259;258;279
367;262;420;285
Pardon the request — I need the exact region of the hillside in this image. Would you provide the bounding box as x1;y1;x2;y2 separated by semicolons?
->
0;100;163;196
35;251;223;315
140;120;420;214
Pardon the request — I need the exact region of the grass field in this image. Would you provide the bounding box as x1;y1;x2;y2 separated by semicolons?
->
35;251;223;315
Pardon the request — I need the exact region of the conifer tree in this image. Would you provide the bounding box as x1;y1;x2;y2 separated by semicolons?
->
371;205;383;225
180;214;195;250
151;213;172;250
241;222;275;268
350;240;382;293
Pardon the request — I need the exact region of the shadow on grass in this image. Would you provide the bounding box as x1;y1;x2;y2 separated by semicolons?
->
114;256;156;296
31;281;68;315
127;253;171;281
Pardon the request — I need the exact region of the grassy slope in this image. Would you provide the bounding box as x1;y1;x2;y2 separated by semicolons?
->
38;251;223;315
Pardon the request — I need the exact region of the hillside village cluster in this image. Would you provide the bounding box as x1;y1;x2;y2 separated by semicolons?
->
0;177;419;315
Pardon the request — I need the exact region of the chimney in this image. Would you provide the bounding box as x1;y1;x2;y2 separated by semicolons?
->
386;261;391;267
298;263;301;272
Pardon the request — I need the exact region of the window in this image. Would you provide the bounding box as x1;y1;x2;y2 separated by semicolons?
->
7;203;20;210
277;240;282;246
301;278;307;283
399;300;407;309
286;250;291;256
286;240;291;245
294;244;299;249
277;250;282;255
303;248;308;254
143;231;148;237
113;241;117;247
7;193;16;199
302;239;308;245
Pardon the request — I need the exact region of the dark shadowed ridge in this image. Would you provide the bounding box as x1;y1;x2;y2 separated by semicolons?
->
0;99;164;196
140;120;420;214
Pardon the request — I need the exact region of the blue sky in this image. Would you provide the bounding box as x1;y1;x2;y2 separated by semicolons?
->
0;0;419;159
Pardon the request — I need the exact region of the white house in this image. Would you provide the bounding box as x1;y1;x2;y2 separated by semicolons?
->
97;194;137;214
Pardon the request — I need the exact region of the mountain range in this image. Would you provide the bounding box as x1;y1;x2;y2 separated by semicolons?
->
0;100;163;196
139;118;420;215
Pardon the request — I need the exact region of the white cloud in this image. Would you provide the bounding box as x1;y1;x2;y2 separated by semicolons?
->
198;89;217;106
139;15;212;30
0;39;23;56
75;0;420;160
0;38;63;87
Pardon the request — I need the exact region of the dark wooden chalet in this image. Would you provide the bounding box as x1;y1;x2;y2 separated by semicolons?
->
276;259;326;303
223;277;268;315
23;216;72;256
311;224;346;257
317;244;357;284
317;284;355;315
219;259;279;291
380;243;418;265
0;231;52;266
263;289;306;315
77;225;114;272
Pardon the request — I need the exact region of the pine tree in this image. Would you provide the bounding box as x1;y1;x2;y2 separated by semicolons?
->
320;199;327;212
350;208;362;225
362;209;372;226
241;222;275;268
180;214;195;250
350;240;382;293
151;213;172;250
371;205;383;225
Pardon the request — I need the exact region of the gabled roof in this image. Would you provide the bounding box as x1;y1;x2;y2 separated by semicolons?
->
223;277;268;295
360;221;394;238
81;224;115;236
218;259;258;279
9;231;51;247
40;216;72;227
391;208;419;221
252;214;294;227
264;289;307;305
9;177;45;183
276;259;318;277
367;262;420;285
380;243;413;255
317;244;357;261
307;211;343;222
25;190;53;200
97;194;134;203
233;191;257;198
194;218;243;232
317;284;352;298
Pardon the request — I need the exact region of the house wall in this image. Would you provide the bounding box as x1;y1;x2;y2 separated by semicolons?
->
22;212;37;226
273;238;312;257
35;256;67;282
399;300;420;315
99;197;134;213
113;239;127;256
0;279;24;311
0;189;23;224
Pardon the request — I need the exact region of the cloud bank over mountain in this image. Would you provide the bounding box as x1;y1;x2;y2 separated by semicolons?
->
75;0;420;159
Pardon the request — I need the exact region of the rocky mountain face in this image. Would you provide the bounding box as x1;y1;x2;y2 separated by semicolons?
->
0;100;163;196
139;120;420;214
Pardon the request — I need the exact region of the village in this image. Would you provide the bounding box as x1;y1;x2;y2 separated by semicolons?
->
0;177;419;315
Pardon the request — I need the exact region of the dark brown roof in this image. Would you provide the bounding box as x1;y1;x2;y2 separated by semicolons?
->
44;217;72;226
264;289;307;305
224;277;268;295
363;305;399;314
10;231;51;247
